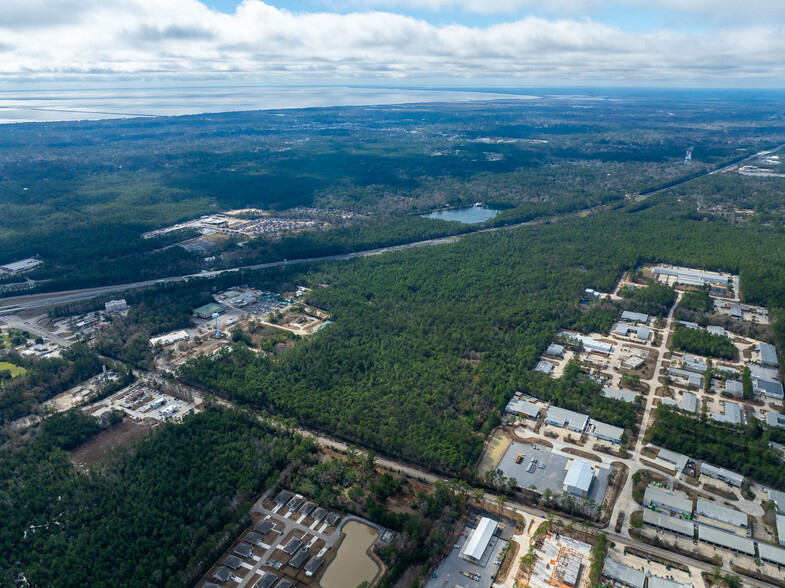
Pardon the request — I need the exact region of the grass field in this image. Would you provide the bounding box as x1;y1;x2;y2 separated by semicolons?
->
0;361;27;378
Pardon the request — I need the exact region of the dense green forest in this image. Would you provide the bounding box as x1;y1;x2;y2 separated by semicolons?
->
0;407;310;587
181;191;785;473
2;93;784;292
671;325;736;359
619;282;676;317
646;405;785;489
0;343;105;423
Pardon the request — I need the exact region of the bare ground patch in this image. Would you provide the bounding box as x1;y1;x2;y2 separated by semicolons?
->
70;418;155;471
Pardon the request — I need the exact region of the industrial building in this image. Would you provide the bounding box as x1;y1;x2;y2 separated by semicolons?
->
648;577;692;588
642;508;695;538
557;331;614;355
505;397;541;418
766;411;785;428
694;498;749;530
653;266;730;288
758;542;785;566
644;486;693;517
588;421;625;443
661;391;699;413
706;325;726;337
778;514;785;547
682;354;708;374
104;299;127;313
758;343;779;367
193;302;226;319
0;258;43;273
711;402;743;425
621;310;650;324
754;377;784;400
563;460;594;497
725;380;744;398
534;360;554;375
715;365;739;378
701;463;744;487
614;322;651;341
545;343;565;357
667;368;703;390
602;387;639;404
603;557;645;588
654;447;691;475
150;330;190;347
698;525;755;555
460;517;498;563
766;489;785;514
545;406;589;432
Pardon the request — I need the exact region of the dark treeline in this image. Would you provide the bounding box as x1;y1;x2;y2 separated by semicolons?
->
671;325;736;359
0;407;310;588
181;194;785;474
646;405;785;490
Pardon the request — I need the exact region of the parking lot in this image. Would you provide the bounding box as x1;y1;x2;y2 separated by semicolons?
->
425;514;511;588
89;384;203;423
496;441;611;504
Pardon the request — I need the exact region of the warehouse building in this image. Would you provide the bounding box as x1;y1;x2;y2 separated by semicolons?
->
654;447;691;475
557;331;614;355
534;360;555;375
588;421;625;443
707;325;726;337
642;508;695;538
622;310;650;324
105;299;127;313
695;498;749;530
682;354;708;374
644;486;693;517
545;343;565;357
725;380;744;398
778;514;785;547
754;377;784;400
602;387;639;404
701;463;744;487
648;577;692;588
758;343;779;367
602;557;645;588
653;266;730;287
193;302;226;319
563;460;594;497
766;411;785;428
711;402;743;425
698;525;755;555
505;397;542;418
661;391;699;413
667;368;703;390
460;517;498;564
758;542;785;566
614;322;651;341
545;406;589;432
0;258;42;273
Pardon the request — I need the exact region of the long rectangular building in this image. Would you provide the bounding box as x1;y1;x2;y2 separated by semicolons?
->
758;542;785;566
694;498;748;529
653;266;730;287
644;486;693;517
544;406;589;432
698;525;755;555
557;331;614;355
701;463;744;487
642;508;695;538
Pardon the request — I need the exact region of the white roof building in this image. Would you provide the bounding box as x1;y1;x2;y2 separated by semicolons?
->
589;421;625;443
725;380;744;398
150;330;191;347
758;542;785;566
706;325;726;337
654;447;690;473
602;387;639;404
653;266;730;287
621;310;650;324
534;360;554;375
602;557;645;588
711;402;743;425
557;331;614;355
460;517;498;563
545;343;565;357
545;406;589;432
644;486;693;516
614;322;651;341
778;514;785;547
766;411;785;428
701;463;744;487
505;398;541;418
563;460;594;497
0;258;43;273
758;343;779;367
698;525;755;555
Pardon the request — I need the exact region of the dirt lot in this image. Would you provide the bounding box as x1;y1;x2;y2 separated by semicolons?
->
70;418;155;471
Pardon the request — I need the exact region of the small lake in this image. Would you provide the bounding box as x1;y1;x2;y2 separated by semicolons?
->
320;521;380;588
421;205;500;224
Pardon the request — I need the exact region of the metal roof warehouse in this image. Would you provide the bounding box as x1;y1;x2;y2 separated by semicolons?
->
460;517;498;563
695;498;748;529
545;406;589;432
644;486;693;516
698;525;755;555
642;508;695;537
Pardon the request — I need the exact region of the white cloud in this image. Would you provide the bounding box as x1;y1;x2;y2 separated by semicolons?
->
0;0;783;85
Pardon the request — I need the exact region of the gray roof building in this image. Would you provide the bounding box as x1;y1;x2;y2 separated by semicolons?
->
602;387;639;404
325;512;340;526
557;331;614;354
667;368;703;390
223;555;243;570
654;447;690;473
300;501;316;516
288;549;309;569
505;397;541;417
698;525;755;555
679;321;700;330
287;496;304;511
212;566;232;582
695;498;748;529
754;377;784;399
534;360;555;375
730;306;743;318
283;538;302;555
767;411;785;428
563;460;594;497
647;576;692;588
615;322;651;341
642;508;695;537
758;542;785;566
766;489;785;514
193;302;226;319
253;572;278;588
545;343;565;357
682;354;708;374
661;391;698;413
622;310;650;324
234;543;254;558
707;325;726;337
644;486;693;516
275;580;294;588
602;556;645;588
545;406;589;432
653;266;729;287
244;531;264;546
254;520;274;534
701;463;744;487
312;507;327;522
778;514;785;547
715;365;739;377
711;402;742;425
305;555;324;577
725;380;744;398
758;343;779;367
274;490;293;505
589;421;625;443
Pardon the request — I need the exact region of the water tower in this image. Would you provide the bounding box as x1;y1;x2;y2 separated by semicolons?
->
212;313;221;338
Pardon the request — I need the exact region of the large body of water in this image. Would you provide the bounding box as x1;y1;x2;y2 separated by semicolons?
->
422;205;501;224
320;521;380;588
0;86;538;124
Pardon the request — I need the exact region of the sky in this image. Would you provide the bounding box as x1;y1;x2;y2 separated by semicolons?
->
1;0;785;88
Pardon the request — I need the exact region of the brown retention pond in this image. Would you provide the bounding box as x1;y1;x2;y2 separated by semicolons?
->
319;520;380;588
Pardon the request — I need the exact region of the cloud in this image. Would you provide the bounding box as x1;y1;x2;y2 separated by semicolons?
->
0;0;782;85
